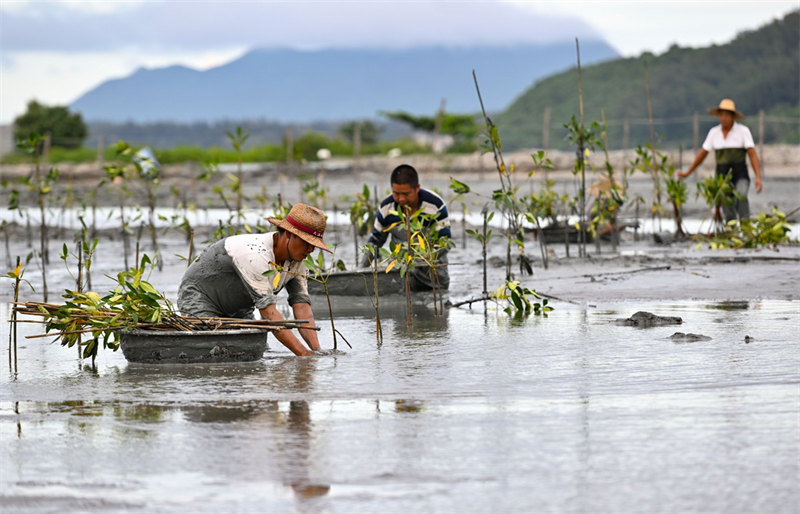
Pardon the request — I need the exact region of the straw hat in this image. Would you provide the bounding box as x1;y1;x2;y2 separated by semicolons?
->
268;203;331;253
708;98;745;120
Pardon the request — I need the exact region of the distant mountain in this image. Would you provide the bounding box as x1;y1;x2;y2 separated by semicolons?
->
495;10;800;150
70;42;618;123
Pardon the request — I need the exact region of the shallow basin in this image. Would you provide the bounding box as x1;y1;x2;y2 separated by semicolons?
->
119;328;268;363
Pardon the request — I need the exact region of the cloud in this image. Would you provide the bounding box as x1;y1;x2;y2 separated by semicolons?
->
0;0;604;54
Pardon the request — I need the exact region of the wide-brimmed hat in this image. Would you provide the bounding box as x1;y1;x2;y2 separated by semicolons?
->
268;203;331;253
708;98;745;120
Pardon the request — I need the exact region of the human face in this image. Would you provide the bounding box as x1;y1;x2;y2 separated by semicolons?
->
716;110;735;130
391;182;420;212
287;233;315;262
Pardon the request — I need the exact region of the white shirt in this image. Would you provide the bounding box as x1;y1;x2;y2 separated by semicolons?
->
702;122;755;152
224;233;308;305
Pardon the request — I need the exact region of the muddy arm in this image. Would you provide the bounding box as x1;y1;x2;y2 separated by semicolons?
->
259;304;313;356
291;302;321;352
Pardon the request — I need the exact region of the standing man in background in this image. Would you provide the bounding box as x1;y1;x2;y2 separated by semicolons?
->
678;98;763;221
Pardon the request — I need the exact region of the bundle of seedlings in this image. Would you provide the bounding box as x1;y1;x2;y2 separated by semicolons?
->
10;256;312;362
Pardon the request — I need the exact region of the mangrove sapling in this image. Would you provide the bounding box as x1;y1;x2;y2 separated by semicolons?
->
102;164;133;269
564;116;602;258
226;126;249;229
694;206;798;250
379;211;419;325
472;70;530;279
412;213;453;316
586;129;625;254
17;133;59;301
361;244;385;345
573;38;589;258
665;167;688;238
630;144;669;236
6;258;34;373
107;142;163;271
600;109;624;251
303;252;352;351
347;185;375;268
265;256;352;351
448;178;495;299
58;238;92;357
643;60;664;232
523;150;555;268
301;174;329;210
1;220;11;269
733;206;799;248
492;280;553;320
465;205;494;298
696;174;737;235
13;254;171;365
382;209;452;318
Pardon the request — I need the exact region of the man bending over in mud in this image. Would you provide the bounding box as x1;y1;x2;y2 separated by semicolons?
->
178;203;330;356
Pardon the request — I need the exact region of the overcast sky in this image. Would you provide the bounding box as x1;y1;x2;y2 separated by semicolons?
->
0;0;796;124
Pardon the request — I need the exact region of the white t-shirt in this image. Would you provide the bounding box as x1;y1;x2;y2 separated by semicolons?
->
702;122;755;152
224;233;309;306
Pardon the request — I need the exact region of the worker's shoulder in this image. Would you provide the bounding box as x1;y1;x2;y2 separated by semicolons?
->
419;188;447;207
732;121;753;135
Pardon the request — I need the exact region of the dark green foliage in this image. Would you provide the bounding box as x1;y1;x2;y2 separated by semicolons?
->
496;10;800;150
381;110;479;151
339;120;383;145
13;101;88;149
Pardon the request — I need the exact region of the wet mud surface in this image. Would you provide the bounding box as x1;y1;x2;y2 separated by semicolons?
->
2;174;799;511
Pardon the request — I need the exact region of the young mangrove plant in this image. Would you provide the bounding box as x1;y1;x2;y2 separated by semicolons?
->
522;150;556;268
492;280;553;319
101;162;134;269
302;252;351;351
347;184;375;269
664;165;688;239
361;244;385;344
226;126;249;229
382;207;452;319
696;174;737;235
594;109;626;251
472;70;531;279
17;132;59;301
694;206;798;249
6;258;34;373
265;254;352;351
106;142;163;270
564;116;602;258
12;255;171;365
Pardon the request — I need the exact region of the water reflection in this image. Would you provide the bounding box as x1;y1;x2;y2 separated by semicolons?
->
3;299;798;512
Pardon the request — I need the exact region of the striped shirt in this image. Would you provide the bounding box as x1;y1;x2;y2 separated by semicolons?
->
367;188;451;248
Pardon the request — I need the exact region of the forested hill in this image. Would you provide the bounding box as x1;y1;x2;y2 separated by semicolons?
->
496;10;799;151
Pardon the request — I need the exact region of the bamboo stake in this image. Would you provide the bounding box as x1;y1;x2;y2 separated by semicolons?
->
76;242;83;358
575;38;587;259
10;256;20;373
644;60;662;232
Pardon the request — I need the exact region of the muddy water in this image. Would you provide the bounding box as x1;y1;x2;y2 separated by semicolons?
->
2;298;798;513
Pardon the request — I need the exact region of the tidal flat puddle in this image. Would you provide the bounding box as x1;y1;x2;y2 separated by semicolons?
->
2;299;798;513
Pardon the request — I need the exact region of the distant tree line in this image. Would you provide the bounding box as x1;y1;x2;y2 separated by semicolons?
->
496;10;800;151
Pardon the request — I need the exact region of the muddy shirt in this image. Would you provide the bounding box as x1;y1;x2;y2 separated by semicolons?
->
177;233;310;318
